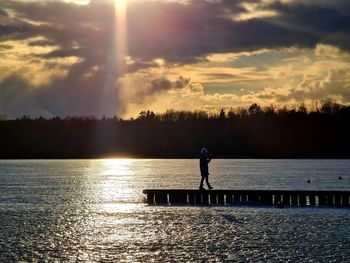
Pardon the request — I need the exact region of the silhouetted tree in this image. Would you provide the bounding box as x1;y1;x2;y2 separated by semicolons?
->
0;100;349;158
227;108;236;120
138;110;156;121
219;109;226;120
277;106;289;116
264;104;276;117
237;107;248;118
297;102;307;114
248;103;263;116
320;98;341;115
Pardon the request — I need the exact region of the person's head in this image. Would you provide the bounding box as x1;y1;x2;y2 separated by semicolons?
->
200;147;207;156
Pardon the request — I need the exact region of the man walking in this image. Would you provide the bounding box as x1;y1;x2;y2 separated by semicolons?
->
199;148;213;190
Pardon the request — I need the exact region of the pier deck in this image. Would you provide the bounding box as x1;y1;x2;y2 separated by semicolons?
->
143;189;350;207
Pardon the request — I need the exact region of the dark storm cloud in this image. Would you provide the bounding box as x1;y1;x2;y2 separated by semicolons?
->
0;63;119;117
269;2;350;49
0;0;350;117
127;60;158;73
1;0;350;62
43;48;86;58
0;23;30;41
0;8;7;17
121;75;190;105
149;75;190;94
0;76;43;116
150;77;173;92
28;39;56;47
127;0;350;62
0;0;120;117
0;44;12;49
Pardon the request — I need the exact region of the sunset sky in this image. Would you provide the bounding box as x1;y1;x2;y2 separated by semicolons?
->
0;0;350;118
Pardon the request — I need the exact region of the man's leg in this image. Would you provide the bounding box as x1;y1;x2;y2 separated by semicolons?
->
205;176;213;189
199;176;205;189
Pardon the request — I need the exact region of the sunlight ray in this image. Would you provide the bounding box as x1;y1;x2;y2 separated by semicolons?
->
115;0;128;75
97;0;128;116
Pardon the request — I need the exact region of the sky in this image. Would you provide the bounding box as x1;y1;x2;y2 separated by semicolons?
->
0;0;350;118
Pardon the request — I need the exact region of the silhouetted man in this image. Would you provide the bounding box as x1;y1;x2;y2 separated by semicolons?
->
199;148;213;190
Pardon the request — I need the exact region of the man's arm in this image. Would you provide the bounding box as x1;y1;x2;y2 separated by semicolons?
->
207;154;212;163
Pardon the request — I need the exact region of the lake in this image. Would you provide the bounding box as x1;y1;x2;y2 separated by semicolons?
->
0;159;349;261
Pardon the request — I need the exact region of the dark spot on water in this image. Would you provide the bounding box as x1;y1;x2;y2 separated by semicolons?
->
221;214;240;224
276;202;284;208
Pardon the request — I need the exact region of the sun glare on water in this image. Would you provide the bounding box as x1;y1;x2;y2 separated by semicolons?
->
102;158;134;176
97;158;139;213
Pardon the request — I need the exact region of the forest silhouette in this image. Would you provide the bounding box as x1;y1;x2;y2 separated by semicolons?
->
0;99;349;158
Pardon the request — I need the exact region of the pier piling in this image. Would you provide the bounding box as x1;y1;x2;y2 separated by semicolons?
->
143;190;350;207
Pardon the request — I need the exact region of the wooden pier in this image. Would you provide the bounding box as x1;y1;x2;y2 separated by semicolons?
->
143;189;350;207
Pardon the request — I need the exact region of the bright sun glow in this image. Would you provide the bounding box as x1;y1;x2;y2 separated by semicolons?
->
102;159;134;176
115;0;127;14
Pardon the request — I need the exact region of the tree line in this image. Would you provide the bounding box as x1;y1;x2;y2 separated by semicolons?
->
0;99;349;158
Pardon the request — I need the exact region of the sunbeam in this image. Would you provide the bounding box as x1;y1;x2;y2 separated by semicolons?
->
95;0;128;117
115;0;128;75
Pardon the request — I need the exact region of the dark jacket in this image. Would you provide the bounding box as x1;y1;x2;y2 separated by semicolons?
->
200;154;211;176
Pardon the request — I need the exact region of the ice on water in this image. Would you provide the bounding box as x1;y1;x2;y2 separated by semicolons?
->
0;159;349;261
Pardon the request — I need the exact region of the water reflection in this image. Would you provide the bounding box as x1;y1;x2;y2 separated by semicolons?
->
97;203;142;214
1;160;350;262
101;159;135;176
91;159;140;212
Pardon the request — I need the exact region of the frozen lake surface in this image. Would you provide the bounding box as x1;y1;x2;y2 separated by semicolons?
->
0;159;349;261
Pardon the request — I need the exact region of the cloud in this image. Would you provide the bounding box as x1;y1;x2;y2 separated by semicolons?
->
248;69;350;105
122;43;350;113
28;39;56;47
0;8;7;17
0;76;39;116
0;43;12;49
0;65;120;117
0;0;122;117
0;0;350;117
127;0;350;62
4;0;348;62
118;75;192;107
